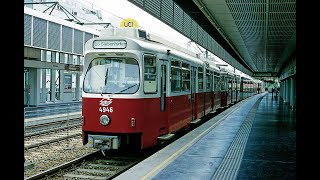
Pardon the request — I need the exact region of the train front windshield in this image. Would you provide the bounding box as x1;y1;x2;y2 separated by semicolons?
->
83;57;140;94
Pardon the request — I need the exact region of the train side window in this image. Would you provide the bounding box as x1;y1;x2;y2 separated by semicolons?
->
182;62;190;92
228;78;232;90
214;72;220;91
171;59;181;92
144;55;157;94
220;76;226;91
206;70;211;92
198;66;203;92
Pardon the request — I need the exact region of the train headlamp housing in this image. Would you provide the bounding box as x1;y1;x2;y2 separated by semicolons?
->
100;115;110;126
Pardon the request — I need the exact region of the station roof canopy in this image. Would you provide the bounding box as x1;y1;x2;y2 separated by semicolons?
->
128;0;296;77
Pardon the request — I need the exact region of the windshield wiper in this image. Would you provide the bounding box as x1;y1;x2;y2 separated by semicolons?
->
116;84;138;94
101;69;109;96
104;69;109;86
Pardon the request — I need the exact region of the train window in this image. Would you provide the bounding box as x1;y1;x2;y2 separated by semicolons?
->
198;67;203;92
182;63;190;92
211;73;214;91
214;75;220;91
237;76;240;90
228;78;232;90
206;70;211;92
171;60;181;92
83;57;139;94
244;81;247;92
213;72;220;91
144;55;157;93
220;76;226;91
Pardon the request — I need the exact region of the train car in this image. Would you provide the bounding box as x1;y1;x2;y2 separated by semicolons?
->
257;79;265;93
252;79;259;94
228;69;241;104
220;67;241;105
81;27;226;151
248;78;255;97
234;72;241;102
219;67;236;107
239;74;250;100
254;78;265;94
201;59;221;115
81;27;262;152
212;64;222;111
241;75;264;97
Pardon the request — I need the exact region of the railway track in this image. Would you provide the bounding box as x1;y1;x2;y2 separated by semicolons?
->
24;104;231;179
24;128;81;150
25;117;82;137
25;148;157;180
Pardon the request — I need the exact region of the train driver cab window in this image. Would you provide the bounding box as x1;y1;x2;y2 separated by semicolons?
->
171;59;181;92
144;55;157;93
83;57;139;94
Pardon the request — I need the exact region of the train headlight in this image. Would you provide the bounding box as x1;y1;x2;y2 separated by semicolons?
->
100;115;110;126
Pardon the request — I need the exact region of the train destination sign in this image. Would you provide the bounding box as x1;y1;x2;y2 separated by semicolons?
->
93;40;127;49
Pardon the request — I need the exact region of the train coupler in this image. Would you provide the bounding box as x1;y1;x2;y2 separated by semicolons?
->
86;135;120;150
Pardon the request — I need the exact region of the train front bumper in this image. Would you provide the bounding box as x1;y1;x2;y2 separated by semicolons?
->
86;134;120;150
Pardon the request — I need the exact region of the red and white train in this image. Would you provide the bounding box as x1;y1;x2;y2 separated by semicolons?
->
81;27;264;151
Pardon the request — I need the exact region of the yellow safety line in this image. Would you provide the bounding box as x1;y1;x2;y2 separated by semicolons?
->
141;102;242;180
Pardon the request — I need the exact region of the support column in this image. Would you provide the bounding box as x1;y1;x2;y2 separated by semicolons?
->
41;69;46;103
60;70;65;102
28;68;39;106
75;72;80;101
50;69;56;102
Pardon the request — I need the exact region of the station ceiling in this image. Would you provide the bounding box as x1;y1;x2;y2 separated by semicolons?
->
128;0;296;77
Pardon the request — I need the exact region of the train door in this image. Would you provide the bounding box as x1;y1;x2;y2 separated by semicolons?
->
232;78;236;103
220;75;227;107
210;73;214;111
205;70;212;114
227;76;232;104
159;59;168;112
190;66;197;120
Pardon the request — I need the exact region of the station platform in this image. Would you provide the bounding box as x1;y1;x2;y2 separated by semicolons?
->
115;92;296;179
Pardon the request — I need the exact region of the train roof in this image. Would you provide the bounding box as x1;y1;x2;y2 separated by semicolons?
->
88;27;219;68
84;28;261;83
200;58;220;72
219;66;236;76
241;74;253;81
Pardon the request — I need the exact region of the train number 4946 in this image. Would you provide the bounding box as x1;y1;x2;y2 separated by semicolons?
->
99;107;113;113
